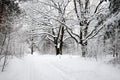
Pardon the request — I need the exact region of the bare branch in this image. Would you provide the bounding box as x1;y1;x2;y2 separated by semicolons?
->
94;0;105;13
46;35;54;42
38;1;59;10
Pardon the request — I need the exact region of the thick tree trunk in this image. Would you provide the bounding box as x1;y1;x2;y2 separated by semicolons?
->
55;47;60;55
81;42;87;57
79;25;88;57
82;24;88;57
55;43;62;55
55;47;62;55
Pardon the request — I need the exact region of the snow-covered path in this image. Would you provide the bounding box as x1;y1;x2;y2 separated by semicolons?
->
0;54;120;80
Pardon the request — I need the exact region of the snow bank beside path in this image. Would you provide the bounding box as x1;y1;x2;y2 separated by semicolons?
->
0;54;120;80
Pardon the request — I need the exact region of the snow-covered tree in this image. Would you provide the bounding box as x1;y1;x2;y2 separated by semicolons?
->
103;0;120;58
20;0;74;55
64;0;110;57
0;0;21;71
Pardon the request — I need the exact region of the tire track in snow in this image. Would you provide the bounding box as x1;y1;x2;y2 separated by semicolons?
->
1;55;119;80
24;56;70;80
24;56;47;80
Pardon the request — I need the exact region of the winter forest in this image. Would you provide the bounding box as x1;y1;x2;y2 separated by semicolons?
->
0;0;120;80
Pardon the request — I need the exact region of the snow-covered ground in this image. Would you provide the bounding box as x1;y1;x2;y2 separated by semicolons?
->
0;54;120;80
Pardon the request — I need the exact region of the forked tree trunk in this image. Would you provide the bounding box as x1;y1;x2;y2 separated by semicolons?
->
52;22;64;55
73;0;89;57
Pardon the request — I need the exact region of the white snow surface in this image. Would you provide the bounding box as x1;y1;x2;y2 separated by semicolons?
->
0;54;120;80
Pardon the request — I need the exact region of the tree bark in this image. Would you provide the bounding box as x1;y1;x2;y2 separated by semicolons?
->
59;26;64;55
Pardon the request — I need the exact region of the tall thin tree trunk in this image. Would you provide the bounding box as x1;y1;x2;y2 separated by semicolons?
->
31;38;33;55
59;26;64;55
113;28;119;57
0;32;7;55
1;55;7;72
2;32;10;72
31;29;34;55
